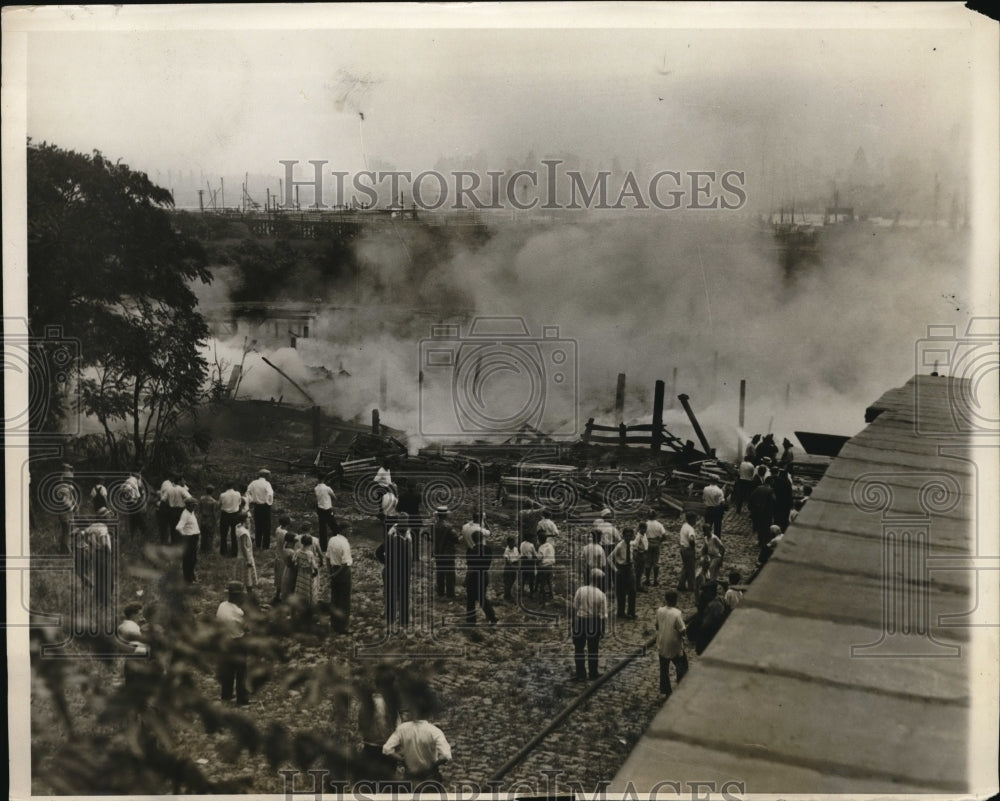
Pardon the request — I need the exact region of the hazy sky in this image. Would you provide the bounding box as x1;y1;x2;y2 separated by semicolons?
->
5;4;997;445
18;7;981;191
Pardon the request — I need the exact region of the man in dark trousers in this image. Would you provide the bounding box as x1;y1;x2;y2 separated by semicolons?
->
772;468;795;532
216;581;250;706
463;529;498;625
571;568;608;681
378;515;414;629
432;506;459;599
325;526;353;633
245;468;274;551
396;479;424;560
748;477;777;564
609;527;638;619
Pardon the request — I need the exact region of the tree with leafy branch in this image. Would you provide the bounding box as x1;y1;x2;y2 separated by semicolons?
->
28;140;212;465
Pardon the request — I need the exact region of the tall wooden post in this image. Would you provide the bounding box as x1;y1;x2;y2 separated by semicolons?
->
614;373;626;422
739;379;747;428
372;409;380;435
678;394;712;455
651;380;665;453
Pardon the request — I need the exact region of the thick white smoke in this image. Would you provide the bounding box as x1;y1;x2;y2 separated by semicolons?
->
203;214;971;459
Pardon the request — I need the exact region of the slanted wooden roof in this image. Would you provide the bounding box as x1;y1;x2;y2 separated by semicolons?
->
612;375;990;794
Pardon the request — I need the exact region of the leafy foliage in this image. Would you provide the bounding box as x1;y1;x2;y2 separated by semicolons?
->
31;545;356;795
28;140;211;463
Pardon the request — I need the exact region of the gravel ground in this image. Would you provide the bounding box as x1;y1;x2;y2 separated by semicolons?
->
30;430;763;794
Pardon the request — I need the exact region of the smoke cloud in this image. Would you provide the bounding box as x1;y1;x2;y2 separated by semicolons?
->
203;213;971;459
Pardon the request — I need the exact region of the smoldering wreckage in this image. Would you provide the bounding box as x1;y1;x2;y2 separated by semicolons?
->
221;344;829;543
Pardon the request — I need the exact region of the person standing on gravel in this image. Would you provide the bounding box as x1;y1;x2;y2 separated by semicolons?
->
216;581;250;706
326;526;353;633
246;469;274;551
580;530;607;588
571;568;609;681
677;512;699;593
165;475;192;545
702;480;726;539
502;536;520;601
655;589;688;697
379;515;414;629
463;529;498;625
749;477;777;563
640;518;667;587
595;508;621;552
199;485;219;555
314;476;337;552
218;482;245;557
609;527;638;619
535;531;556;602
536;509;559;541
518;531;538;600
432;506;459;599
382;696;452;785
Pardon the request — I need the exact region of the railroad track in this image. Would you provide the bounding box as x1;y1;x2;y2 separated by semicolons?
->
488;632;658;783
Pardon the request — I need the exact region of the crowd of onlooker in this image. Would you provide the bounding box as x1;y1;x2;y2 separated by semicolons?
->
46;437;811;787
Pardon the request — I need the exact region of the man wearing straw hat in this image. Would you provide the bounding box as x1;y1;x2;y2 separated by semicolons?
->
431;506;459;599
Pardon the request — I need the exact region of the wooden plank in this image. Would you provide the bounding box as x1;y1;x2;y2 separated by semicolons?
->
611;739;937;794
792;497;975;553
833;443;977;473
743;561;971;642
642;663;968;791
704;606;970;701
616;375;978;794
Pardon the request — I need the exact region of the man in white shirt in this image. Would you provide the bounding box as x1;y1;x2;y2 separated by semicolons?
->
165;476;192;545
536;510;559;540
609;528;638;619
176;497;201;584
246;469;274;550
640;518;667;587
374;463;393;489
702;481;726;538
579;530;608;586
632;525;649;592
677;512;698;592
326;529;353;633
571;568;608;681
380;486;399;520
382;703;452;784
535;532;556;602
218;483;245;557
216;581;249;706
594;509;621;552
732;459;755;515
655;589;688;697
314;478;337;551
461;516;487;550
